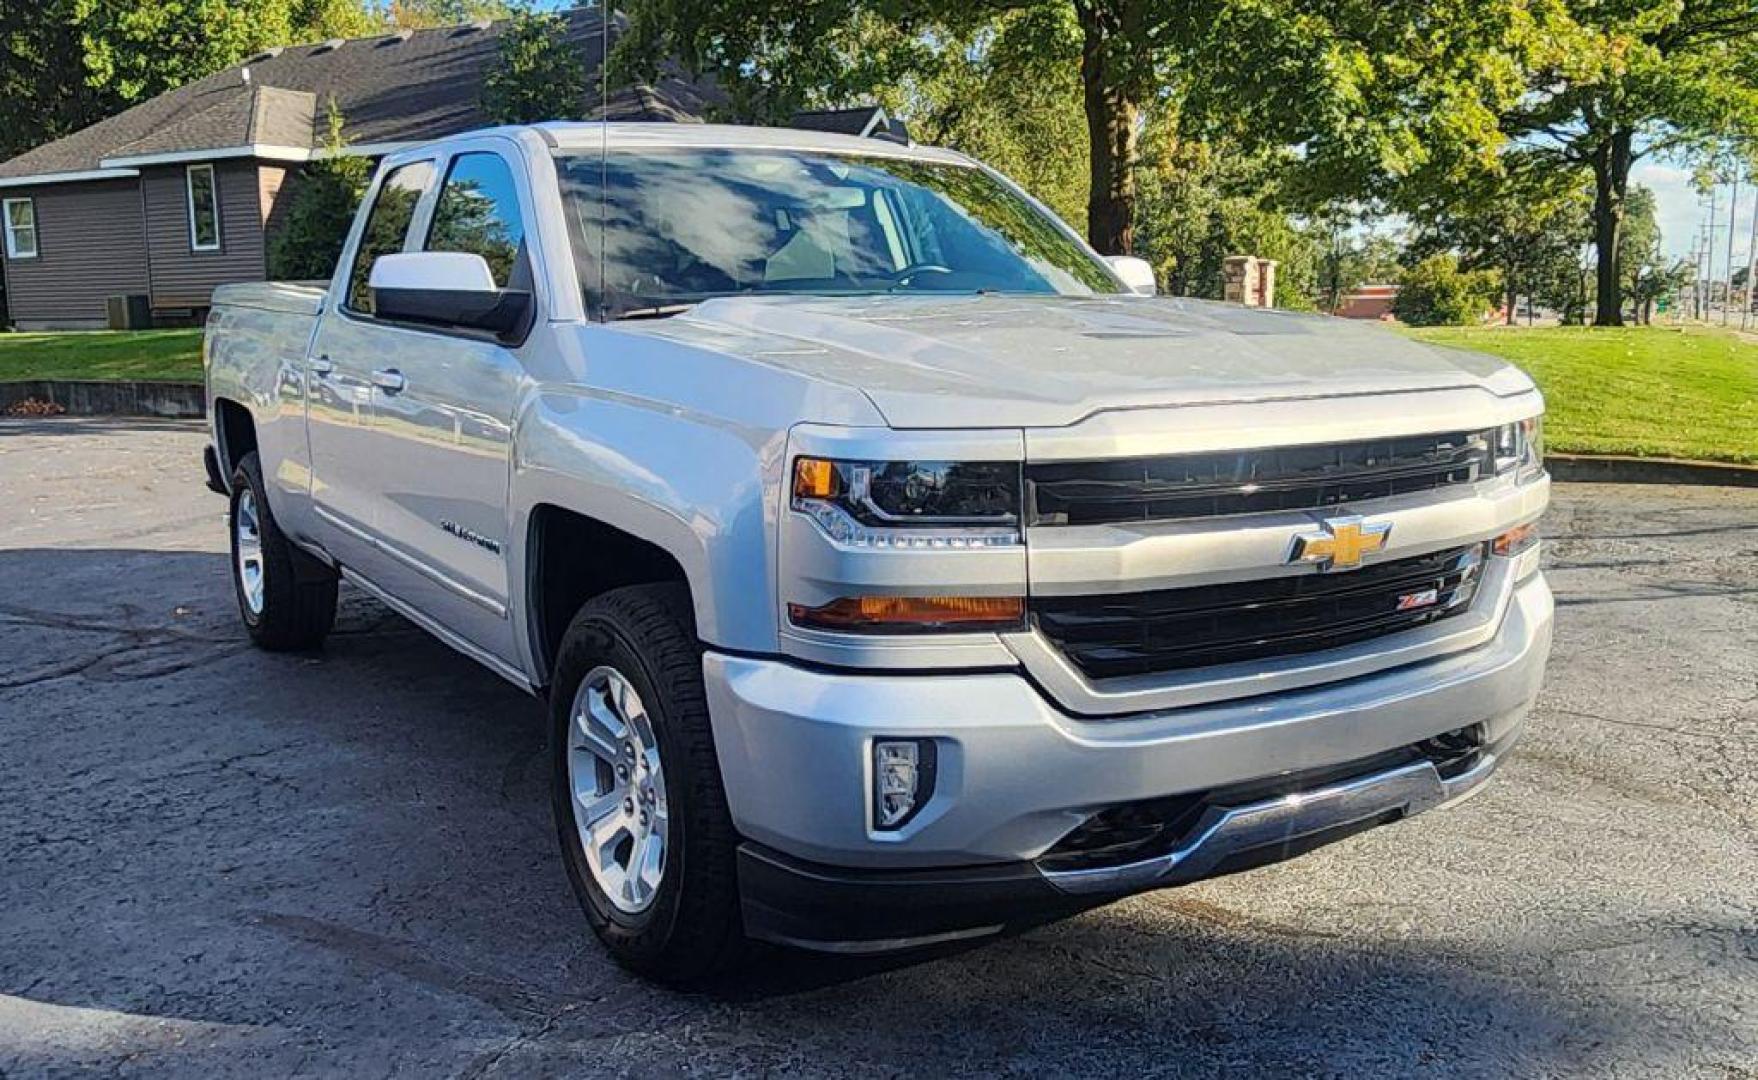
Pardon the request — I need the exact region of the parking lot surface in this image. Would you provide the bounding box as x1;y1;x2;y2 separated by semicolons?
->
1;419;1754;1077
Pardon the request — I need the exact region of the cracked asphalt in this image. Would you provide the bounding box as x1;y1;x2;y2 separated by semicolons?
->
1;418;1754;1078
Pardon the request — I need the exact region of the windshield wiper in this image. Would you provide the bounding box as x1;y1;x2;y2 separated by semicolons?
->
611;303;696;321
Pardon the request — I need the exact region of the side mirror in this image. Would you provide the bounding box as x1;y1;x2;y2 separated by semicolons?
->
369;251;533;341
1104;255;1158;297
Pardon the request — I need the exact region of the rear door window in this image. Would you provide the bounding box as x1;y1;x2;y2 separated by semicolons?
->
345;161;434;315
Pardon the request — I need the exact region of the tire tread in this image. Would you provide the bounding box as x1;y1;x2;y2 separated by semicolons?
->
231;452;337;651
552;583;744;985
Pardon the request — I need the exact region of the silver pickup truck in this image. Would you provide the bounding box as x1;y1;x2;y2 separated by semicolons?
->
203;122;1552;983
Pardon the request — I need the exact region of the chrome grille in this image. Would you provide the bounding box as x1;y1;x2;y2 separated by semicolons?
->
1032;544;1486;680
1027;430;1493;526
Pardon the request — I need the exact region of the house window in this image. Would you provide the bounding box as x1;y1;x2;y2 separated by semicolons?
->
3;198;37;259
186;164;221;251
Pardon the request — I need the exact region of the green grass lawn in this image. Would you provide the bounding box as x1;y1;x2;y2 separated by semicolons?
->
0;329;203;383
1405;325;1758;464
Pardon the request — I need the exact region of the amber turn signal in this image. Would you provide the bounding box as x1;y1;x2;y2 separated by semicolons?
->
788;595;1026;634
1492;522;1538;557
793;457;839;500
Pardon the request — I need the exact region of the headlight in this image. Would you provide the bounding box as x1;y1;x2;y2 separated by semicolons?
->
791;457;1023;547
1492;415;1544;481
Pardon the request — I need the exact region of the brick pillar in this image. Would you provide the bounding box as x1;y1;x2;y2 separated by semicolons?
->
1256;260;1277;308
1222;255;1255;304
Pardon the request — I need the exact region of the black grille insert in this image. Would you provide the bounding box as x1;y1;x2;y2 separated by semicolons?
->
1033;544;1486;680
1028;430;1494;526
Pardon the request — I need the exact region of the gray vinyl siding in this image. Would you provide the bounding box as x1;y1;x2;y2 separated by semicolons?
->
0;180;149;329
142;160;268;309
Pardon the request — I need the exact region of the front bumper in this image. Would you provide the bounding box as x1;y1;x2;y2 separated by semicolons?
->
736;733;1510;952
705;571;1552;950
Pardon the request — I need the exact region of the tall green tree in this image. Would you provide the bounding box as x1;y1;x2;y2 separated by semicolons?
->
386;0;513;30
74;0;302;105
1407;162;1590;324
0;0;106;159
1131;118;1325;306
1618;185;1686;324
1504;1;1758;325
615;1;1220;255
2;0;383;160
481;7;587;124
617;0;1557;262
872;8;1089;229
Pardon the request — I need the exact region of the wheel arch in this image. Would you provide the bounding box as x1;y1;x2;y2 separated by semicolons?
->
523;503;700;688
510;391;786;688
212;396;258;481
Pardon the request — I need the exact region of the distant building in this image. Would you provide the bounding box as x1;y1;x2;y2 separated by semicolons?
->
1337;284;1399;320
0;10;712;330
789;106;910;143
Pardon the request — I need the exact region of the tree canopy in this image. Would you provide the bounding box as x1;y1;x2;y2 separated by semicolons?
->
1501;0;1758;324
481;8;587;125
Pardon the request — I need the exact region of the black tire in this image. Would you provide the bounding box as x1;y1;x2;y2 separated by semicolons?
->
228;451;338;651
550;583;744;985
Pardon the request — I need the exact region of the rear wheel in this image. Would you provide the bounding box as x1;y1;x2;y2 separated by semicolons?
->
228;451;337;651
551;584;744;985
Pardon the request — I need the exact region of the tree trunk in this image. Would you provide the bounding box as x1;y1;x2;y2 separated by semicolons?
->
1078;4;1137;255
1591;128;1633;327
1504;266;1517;326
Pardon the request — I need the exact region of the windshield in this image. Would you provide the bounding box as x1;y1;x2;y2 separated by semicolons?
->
556;148;1123;318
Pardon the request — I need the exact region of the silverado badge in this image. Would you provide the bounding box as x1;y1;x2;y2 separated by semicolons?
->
1289;515;1392;571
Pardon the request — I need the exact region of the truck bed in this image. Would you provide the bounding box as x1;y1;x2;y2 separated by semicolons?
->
210;281;328;317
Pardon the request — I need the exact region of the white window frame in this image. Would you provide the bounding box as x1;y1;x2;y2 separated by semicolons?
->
185;163;221;252
3;197;38;259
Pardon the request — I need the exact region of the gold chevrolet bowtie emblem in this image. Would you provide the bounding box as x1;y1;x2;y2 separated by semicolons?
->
1289;515;1392;571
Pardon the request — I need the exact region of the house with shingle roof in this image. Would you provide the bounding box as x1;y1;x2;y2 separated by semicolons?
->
0;8;709;330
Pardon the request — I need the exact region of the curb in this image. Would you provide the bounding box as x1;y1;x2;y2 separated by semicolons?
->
1548;453;1758;488
0;380;204;419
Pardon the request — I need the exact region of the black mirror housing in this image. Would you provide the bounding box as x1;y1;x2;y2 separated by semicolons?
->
372;287;535;344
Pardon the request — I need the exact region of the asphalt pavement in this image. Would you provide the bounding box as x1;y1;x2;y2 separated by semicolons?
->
1;418;1753;1077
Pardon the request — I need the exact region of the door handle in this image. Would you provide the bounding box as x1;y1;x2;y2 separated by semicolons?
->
371;368;406;394
309;355;334;377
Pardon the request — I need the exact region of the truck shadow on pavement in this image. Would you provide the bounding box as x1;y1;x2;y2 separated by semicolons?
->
1;547;1749;1076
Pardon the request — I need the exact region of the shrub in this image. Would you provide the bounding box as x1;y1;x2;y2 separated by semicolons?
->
1392;254;1501;326
266;101;371;281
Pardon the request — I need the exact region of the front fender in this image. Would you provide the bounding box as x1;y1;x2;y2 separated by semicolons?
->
510;387;790;662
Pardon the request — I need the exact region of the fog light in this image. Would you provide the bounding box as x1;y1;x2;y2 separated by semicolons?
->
873;739;937;831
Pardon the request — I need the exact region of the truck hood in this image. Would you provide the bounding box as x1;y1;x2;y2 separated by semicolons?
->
634;294;1532;429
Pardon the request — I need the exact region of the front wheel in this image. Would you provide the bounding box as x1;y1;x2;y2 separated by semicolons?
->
551;584;744;985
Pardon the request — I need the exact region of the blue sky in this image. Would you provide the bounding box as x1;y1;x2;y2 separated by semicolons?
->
1636;160;1755;273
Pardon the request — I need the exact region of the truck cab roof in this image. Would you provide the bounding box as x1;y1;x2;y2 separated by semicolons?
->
402;121;975;166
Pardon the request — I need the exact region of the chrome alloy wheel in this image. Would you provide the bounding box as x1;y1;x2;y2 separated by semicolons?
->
568;666;670;915
235;488;265;617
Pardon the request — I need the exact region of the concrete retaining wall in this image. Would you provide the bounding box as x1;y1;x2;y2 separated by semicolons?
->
1548;453;1758;488
0;380;204;419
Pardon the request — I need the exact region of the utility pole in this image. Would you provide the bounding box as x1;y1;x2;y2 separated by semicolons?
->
1746;178;1758;331
1726;165;1741;325
1705;184;1719;321
1693;206;1709;319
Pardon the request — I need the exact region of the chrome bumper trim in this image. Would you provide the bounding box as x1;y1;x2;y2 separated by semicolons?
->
1040;749;1502;896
